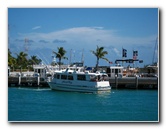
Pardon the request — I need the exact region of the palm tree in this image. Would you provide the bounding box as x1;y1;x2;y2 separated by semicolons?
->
91;45;109;71
15;52;28;69
8;49;16;71
29;55;42;65
53;47;68;70
28;56;42;71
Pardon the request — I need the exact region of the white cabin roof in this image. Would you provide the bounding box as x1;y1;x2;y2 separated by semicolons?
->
110;66;123;69
54;69;106;77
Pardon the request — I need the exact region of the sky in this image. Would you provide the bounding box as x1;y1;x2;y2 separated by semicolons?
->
8;8;158;67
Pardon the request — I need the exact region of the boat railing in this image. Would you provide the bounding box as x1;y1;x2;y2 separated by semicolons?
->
90;75;107;82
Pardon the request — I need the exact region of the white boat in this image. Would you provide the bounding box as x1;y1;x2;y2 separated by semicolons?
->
47;68;111;93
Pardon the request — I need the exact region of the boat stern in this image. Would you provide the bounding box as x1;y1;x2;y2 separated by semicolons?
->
96;81;111;90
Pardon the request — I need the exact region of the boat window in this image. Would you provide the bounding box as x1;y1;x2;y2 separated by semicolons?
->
57;74;60;79
112;69;114;73
68;75;73;80
54;74;60;79
77;75;86;81
61;75;67;80
119;69;121;73
115;69;118;74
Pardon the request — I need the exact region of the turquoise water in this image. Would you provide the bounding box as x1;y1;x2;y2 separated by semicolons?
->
8;87;158;122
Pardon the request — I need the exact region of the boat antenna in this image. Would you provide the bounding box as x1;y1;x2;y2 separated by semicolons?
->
81;49;84;65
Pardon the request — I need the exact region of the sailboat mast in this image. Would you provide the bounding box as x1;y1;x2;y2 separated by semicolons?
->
81;49;84;65
152;37;158;65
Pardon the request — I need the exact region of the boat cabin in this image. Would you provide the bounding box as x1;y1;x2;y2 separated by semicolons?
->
33;65;47;78
54;69;106;82
106;66;123;77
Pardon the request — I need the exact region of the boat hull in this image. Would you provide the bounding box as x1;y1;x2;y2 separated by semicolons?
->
48;82;111;93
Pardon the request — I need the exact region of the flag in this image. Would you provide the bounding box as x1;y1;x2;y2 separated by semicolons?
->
109;61;113;64
122;48;127;57
133;51;138;60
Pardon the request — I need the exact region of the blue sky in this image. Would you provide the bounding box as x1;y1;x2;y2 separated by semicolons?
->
8;8;158;67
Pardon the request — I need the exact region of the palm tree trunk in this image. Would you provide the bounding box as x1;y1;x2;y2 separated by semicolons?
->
96;57;99;71
59;58;61;70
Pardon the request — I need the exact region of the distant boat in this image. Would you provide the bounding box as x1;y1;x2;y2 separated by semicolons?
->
47;67;111;93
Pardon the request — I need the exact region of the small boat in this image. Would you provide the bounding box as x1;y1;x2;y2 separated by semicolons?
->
47;67;111;93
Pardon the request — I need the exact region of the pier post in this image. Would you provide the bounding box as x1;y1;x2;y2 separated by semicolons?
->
18;73;21;85
37;73;40;86
135;75;138;89
115;75;118;88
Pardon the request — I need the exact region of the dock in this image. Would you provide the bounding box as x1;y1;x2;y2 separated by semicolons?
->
8;76;158;89
8;76;49;87
108;76;158;89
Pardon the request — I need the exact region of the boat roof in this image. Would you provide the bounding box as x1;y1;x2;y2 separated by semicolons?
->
110;66;123;69
54;69;104;76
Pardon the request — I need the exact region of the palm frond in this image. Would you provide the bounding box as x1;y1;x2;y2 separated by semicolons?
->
53;51;61;57
90;50;97;56
101;57;109;62
63;56;68;60
91;45;109;70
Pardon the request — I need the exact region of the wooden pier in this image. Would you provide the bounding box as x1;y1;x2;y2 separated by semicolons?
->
8;76;49;87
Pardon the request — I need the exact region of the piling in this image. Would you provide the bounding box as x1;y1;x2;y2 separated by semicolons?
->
37;73;40;86
115;75;118;88
18;73;21;85
135;75;138;89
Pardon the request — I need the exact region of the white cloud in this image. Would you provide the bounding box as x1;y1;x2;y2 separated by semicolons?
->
11;27;157;66
32;26;41;30
13;27;157;49
113;48;121;57
93;26;103;29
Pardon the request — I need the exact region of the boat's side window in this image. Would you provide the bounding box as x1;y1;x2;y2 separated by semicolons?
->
57;74;60;79
112;69;114;73
77;75;86;81
119;69;121;73
68;75;73;80
61;75;67;80
54;74;60;79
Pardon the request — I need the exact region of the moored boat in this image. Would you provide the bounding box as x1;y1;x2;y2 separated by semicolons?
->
47;68;111;93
